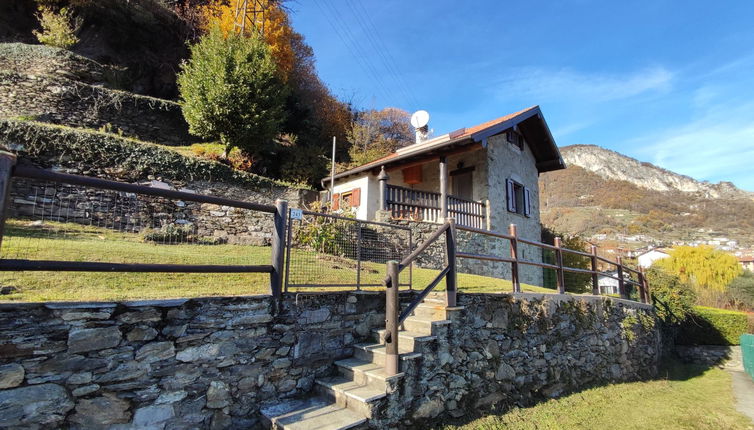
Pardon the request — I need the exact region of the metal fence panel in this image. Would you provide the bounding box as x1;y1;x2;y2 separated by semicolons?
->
284;212;412;290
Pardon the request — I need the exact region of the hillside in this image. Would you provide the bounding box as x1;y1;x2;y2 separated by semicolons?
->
540;145;754;250
562;145;752;198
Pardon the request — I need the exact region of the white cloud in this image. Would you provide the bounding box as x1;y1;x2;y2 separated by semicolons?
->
631;102;754;190
493;66;674;103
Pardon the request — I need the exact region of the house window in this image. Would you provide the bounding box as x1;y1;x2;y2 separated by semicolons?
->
506;178;531;217
332;187;361;210
507;130;524;151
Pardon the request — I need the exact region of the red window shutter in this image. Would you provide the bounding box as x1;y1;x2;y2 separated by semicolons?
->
351;188;361;207
332;193;340;210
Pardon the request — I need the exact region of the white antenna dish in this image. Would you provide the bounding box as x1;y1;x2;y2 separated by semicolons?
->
410;110;430;129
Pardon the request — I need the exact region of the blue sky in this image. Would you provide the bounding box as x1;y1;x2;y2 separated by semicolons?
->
289;1;754;191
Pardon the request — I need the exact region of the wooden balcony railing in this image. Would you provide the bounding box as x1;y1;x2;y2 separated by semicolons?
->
385;184;486;229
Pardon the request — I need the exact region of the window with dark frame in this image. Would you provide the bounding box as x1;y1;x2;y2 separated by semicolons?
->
506;178;531;217
506;130;524;151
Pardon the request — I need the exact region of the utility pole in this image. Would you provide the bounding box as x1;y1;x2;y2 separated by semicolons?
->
330;136;336;203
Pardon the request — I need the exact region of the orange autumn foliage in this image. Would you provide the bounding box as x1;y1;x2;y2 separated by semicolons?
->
200;1;294;82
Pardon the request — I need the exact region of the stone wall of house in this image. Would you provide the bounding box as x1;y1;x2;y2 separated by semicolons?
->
379;215;544;287
0;292;660;429
0;292;386;429
0;71;194;146
376;293;660;428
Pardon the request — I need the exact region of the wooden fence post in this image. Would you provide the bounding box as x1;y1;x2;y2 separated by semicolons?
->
445;218;457;307
270;199;288;301
0;152;17;250
554;237;565;294
617;256;627;300
385;260;400;376
590;244;599;295
509;224;521;293
638;268;647;303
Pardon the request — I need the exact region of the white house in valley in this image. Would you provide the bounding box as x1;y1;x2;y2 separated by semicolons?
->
637;249;671;269
323;106;565;238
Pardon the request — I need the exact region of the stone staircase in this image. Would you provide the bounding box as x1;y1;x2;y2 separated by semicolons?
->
261;293;455;430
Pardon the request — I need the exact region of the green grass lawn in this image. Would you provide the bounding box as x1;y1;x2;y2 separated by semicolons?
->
439;362;753;430
0;219;551;302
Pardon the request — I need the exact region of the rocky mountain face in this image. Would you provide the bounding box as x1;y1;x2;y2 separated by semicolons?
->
540;145;754;249
561;145;751;199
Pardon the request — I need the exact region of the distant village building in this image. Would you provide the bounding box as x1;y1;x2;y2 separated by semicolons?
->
637;249;670;268
598;271;620;295
739;256;754;272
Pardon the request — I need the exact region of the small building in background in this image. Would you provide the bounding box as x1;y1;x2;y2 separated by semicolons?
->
637;248;670;268
739;256;754;272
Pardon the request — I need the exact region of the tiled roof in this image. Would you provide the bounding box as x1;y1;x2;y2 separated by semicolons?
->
342;106;539;173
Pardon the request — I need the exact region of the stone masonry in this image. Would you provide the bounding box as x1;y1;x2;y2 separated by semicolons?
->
0;292;660;429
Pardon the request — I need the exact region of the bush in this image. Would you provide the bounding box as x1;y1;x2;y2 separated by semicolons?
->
729;271;754;311
676;306;750;345
33;6;81;49
177;26;287;157
647;267;696;323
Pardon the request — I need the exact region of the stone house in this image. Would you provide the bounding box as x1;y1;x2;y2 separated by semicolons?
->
323;106;565;285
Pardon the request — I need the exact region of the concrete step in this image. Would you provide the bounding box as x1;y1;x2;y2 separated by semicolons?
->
315;376;386;418
260;397;367;430
372;328;437;352
334;357;402;388
411;302;450;319
353;342;422;366
400;316;451;335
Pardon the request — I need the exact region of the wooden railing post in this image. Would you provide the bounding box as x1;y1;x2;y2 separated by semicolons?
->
445;218;457;307
590;244;599;295
554;237;565;294
638;268;647;303
0;152;17;250
617;257;627;299
385;260;400;376
270;199;288;301
508;224;521;293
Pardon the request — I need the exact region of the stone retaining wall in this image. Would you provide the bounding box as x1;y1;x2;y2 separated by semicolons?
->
9;175;312;246
0;293;386;429
0;71;194;146
381;293;660;428
0;292;660;429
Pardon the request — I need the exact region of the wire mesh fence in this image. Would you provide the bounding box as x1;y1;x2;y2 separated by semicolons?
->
285;212;413;290
0;176;275;301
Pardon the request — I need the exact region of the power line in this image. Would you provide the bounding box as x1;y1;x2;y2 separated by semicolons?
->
348;1;421;109
313;0;394;103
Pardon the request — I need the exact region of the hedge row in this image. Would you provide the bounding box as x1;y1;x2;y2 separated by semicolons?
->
0;120;306;191
676;306;751;346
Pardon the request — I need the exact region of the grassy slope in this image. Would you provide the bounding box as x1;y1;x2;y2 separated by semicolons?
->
0;220;551;302
441;362;752;430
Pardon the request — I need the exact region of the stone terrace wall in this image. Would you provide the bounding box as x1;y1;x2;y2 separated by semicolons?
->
9;176;311;246
0;292;386;429
379;293;660;428
0;71;194;146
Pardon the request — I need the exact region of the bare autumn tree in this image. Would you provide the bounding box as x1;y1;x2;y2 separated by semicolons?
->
347;107;413;167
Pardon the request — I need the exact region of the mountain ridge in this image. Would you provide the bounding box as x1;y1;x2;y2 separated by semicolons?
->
560;144;752;199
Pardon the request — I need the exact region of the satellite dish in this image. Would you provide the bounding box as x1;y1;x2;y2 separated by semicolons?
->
410;110;430;129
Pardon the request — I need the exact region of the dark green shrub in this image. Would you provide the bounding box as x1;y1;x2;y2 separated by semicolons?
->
142;223;195;244
177;26;286;157
647;267;696;323
676;306;750;345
